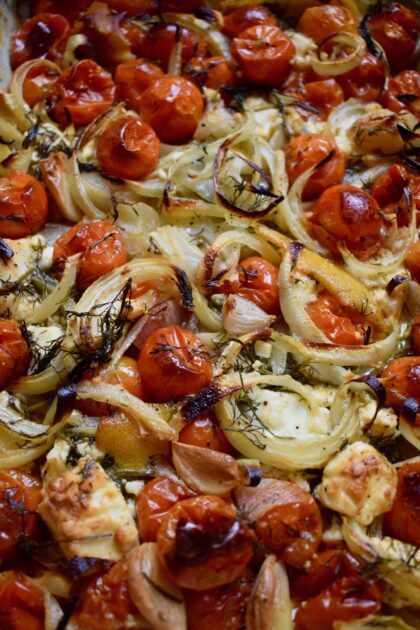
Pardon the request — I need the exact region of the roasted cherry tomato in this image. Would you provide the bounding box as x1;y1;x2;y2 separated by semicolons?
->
184;56;238;95
382;70;420;115
302;78;344;118
22;61;59;107
136;476;191;542
381;357;420;411
137;325;212;402
96;115;160;181
383;460;420;547
232;25;295;87
157;495;255;590
0;319;30;391
298;5;358;45
50;59;115;127
223;5;276;39
0;170;48;239
255;484;323;568
310;184;385;260
115;58;164;111
142;23;207;71
184;573;254;630
226;256;280;315
295;576;381;630
307;291;367;346
285;134;346;201
336;53;386;102
32;0;91;22
139;75;204;144
406;241;420;282
412;314;420;355
70;560;142;630
291;549;366;601
76;356;144;417
0;470;41;564
132;296;191;350
75;3;137;68
371;164;419;227
10;13;71;69
52;219;128;290
179;411;233;454
368;2;418;73
0;571;45;630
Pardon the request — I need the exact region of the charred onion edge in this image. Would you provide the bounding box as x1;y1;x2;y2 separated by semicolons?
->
402;396;420;423
290;241;304;271
0;239;14;261
172;265;194;311
182;381;240;420
386;275;409;294
214;134;284;218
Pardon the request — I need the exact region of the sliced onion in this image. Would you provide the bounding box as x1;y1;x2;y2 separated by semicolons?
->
311;32;366;77
76;382;177;440
223;295;275;335
26;255;79;324
40;152;84;222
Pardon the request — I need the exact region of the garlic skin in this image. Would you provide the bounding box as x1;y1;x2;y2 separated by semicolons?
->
246;555;293;630
172;441;240;496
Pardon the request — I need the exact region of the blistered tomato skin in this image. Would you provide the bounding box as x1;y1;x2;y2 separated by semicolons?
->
184;574;254;630
0;171;48;239
285;134;346;201
96;115;160;181
70;561;141;630
75;356;144;417
298;6;358;45
52;219;128;290
368;2;419;73
223;5;276;39
22;62;59;107
136;477;191;542
295;577;381;630
381;357;420;411
0;319;30;391
232;25;295;87
142;23;207;71
0;469;41;564
337;53;386;102
233;256;280;315
307;291;366;346
178;412;233;454
184;56;238;94
50;59;116;127
137;325;212;402
10;13;71;69
157;495;255;590
381;70;420;115
406;241;420;282
139;76;204;145
383;460;420;547
115;58;164;111
255;486;323;568
0;571;45;630
310;184;385;260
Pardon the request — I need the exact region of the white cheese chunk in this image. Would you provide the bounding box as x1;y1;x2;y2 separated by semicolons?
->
38;458;138;560
318;441;397;525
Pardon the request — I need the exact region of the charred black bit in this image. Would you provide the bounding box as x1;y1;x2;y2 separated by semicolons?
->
182;383;224;420
244;465;262;487
174;518;241;566
316;149;336;171
397;124;419;143
193;7;217;21
61;555;112;579
172;266;194;311
360;375;387;408
402;396;420;423
290;241;304;271
271;90;320;115
58;383;77;412
386;275;409;294
77;160;98;173
402;156;420;175
0;239;14;261
0;136;14;145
